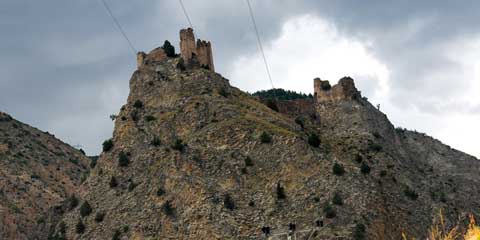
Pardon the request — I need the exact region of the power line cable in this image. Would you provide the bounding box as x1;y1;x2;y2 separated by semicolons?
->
178;0;194;29
245;0;276;93
100;0;137;54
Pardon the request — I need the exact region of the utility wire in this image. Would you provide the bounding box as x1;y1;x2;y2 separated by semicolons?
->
245;0;276;93
178;0;194;29
100;0;137;54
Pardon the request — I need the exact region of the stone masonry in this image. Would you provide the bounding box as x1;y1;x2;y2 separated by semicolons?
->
180;28;215;71
314;77;361;102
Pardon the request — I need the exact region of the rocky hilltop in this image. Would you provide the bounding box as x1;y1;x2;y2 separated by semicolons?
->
0;112;91;239
54;29;480;240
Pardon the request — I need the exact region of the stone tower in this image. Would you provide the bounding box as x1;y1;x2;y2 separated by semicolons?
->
179;28;215;71
314;77;361;102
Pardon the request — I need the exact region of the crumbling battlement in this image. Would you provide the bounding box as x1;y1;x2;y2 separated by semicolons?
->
314;77;361;102
180;28;215;71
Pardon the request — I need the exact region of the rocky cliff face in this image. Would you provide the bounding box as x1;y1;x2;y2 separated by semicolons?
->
0;112;91;240
53;49;480;240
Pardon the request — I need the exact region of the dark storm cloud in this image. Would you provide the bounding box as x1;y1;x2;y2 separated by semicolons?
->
1;0;479;155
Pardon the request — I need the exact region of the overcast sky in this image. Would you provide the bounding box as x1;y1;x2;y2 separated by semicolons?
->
1;0;479;158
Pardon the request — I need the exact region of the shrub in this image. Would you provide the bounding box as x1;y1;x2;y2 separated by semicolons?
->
156;188;165;196
369;142;382;152
67;195;79;210
245;156;254;167
144;115;156;122
176;58;186;71
151;136;161;146
372;131;382;139
75;219;85;234
223;194;235;210
112;230;121;240
162;40;176;57
118;151;129;167
109;176;118;188
323;204;336;218
404;187;419;200
260;131;272;143
94;212;105;222
163;201;175;216
333;163;345;176
353;223;366;240
172;139;186;152
332;192;343;205
354;154;363;163
79;201;92;217
266;99;279;112
127;181;136;192
308;133;320;148
320;81;331;90
102;139;113;152
79;149;86;155
360;162;371;174
295;117;304;129
133;100;143;109
380;170;387;177
276;183;286;200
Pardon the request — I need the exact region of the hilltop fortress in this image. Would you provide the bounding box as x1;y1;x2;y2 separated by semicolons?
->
137;28;214;71
137;28;362;103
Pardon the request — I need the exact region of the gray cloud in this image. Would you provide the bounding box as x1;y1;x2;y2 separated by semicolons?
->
1;0;479;156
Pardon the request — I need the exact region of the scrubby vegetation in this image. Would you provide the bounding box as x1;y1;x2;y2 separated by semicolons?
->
276;183;287;200
260;131;272;143
79;201;92;217
118;151;130;167
172;139;186;152
333;163;345;176
133;100;143;109
223;194;235;210
102;139;113;152
308;133;320;148
162;40;176;57
332;192;343;205
360;162;371;174
253;88;313;100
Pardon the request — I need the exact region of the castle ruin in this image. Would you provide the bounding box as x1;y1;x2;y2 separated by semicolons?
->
180;28;215;71
136;28;214;71
314;77;361;102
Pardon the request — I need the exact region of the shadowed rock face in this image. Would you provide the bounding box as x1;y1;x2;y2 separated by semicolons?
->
0;112;91;240
53;51;479;239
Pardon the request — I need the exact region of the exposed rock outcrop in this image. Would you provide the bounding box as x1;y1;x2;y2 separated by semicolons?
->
54;47;480;240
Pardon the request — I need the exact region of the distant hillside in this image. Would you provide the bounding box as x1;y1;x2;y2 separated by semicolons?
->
0;112;91;239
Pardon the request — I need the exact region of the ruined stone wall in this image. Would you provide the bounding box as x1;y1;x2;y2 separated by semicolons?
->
314;77;361;102
179;28;215;71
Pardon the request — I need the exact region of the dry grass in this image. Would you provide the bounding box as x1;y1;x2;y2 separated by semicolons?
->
403;210;480;240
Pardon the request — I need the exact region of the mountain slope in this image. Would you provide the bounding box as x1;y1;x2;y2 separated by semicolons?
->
0;112;91;240
57;53;480;239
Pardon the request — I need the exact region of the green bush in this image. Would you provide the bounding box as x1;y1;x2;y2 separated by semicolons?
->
67;195;79;210
172;139;186;152
404;187;419;200
163;200;175;216
323;204;336;218
260;131;272;143
332;192;343;205
308;133;320;148
219;88;229;97
369;142;382;152
133;100;143;109
360;162;371;174
79;201;92;217
354;154;363;163
295;117;304;129
156;188;165;196
223;194;235;210
109;176;118;188
333;163;345;176
353;223;366;240
380;170;387;177
112;230;121;240
102;139;113;152
118;151;130;167
151;136;161;146
176;58;186;71
162;40;176;57
320;81;331;90
244;156;254;167
94;212;105;222
144;115;156;122
75;219;85;234
276;183;286;200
